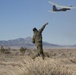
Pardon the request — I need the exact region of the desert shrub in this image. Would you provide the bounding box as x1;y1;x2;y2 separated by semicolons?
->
0;46;5;53
20;47;27;55
44;52;50;57
30;65;71;75
23;59;72;75
0;46;11;54
4;49;11;54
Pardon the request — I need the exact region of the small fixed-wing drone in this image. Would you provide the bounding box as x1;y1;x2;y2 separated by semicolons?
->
48;1;76;12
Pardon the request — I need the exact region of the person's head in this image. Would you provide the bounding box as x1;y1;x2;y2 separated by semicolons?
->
33;28;38;32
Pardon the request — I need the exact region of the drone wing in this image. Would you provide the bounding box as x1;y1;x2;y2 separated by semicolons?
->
49;1;76;9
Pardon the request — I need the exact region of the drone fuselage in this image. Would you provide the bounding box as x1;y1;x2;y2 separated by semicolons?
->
53;5;70;12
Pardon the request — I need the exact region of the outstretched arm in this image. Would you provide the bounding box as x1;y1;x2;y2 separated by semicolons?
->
39;22;48;33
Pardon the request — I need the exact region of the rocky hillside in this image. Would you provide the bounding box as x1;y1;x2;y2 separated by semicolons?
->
0;37;59;48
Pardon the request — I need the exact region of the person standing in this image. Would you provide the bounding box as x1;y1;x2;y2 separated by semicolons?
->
32;22;48;59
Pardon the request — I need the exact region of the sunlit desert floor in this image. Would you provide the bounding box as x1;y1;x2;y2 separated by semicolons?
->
0;48;76;75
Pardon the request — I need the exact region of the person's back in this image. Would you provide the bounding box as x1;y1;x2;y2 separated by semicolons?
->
32;22;48;60
33;30;42;43
32;22;48;44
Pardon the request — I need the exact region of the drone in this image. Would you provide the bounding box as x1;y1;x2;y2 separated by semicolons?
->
48;1;76;12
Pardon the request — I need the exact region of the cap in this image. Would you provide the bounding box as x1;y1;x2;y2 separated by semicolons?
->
33;28;37;31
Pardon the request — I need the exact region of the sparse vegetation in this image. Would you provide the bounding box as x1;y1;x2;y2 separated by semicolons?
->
23;58;72;75
20;47;27;55
0;48;76;75
0;46;10;54
0;46;5;53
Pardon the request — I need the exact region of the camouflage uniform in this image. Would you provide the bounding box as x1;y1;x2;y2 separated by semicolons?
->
32;23;48;59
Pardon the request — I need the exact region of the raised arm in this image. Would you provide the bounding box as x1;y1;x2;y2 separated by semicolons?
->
39;22;48;33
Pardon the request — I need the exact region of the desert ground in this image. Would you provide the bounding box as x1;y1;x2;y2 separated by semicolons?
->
0;47;76;75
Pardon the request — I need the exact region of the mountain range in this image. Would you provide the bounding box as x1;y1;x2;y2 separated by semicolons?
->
0;37;60;48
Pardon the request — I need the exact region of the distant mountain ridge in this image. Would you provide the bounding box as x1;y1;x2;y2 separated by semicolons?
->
0;37;60;48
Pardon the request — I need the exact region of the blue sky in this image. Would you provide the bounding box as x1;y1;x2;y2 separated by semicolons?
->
0;0;76;45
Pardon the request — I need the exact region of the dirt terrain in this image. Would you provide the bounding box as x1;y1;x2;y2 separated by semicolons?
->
0;48;76;75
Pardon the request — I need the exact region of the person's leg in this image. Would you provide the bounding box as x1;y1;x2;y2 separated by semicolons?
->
32;42;44;60
32;43;40;59
38;42;45;60
40;47;44;60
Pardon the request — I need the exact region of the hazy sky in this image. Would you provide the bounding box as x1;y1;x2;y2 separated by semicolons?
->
0;0;76;45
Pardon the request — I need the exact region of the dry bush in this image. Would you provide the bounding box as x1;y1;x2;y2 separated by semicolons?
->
22;58;73;75
0;46;5;53
0;49;76;75
20;47;27;55
0;56;76;75
7;57;74;75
